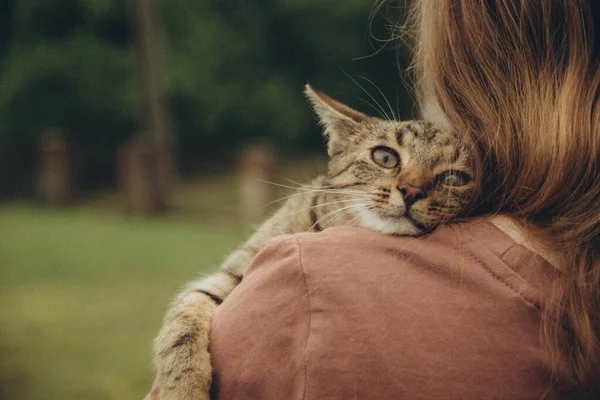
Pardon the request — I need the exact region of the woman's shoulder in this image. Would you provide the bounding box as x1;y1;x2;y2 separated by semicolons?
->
295;217;507;244
250;218;555;312
290;218;517;267
288;219;554;307
214;219;561;400
245;220;561;400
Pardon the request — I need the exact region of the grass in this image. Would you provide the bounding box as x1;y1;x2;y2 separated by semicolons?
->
0;156;327;400
0;206;244;400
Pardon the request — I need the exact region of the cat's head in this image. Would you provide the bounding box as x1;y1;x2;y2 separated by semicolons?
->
306;84;476;235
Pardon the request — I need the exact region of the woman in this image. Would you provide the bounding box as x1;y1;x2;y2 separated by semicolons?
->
410;1;600;396
147;0;600;398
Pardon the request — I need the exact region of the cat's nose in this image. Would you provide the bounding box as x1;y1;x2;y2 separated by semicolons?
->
397;183;426;208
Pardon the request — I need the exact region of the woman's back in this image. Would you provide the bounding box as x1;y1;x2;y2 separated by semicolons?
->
412;1;600;394
210;221;563;399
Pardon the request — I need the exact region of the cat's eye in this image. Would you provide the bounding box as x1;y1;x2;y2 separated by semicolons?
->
371;147;399;169
438;171;471;187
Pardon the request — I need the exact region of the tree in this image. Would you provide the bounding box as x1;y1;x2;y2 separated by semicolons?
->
0;0;412;193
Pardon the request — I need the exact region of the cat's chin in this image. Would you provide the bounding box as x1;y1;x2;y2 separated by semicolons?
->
356;207;423;236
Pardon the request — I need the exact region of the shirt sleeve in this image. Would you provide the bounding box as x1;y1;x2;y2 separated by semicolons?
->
209;235;310;400
208;225;560;400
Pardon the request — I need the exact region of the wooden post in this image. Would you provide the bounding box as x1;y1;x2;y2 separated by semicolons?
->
134;0;170;144
39;129;71;206
238;143;276;224
126;0;173;214
118;136;171;214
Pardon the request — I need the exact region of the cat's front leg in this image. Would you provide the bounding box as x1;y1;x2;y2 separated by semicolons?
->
154;270;239;400
154;289;216;400
152;184;321;399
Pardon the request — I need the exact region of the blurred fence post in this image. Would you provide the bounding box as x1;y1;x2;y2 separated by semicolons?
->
0;140;12;197
38;129;71;206
238;143;276;224
118;136;171;214
129;0;174;214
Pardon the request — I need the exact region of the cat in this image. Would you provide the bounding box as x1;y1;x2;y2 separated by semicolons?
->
153;84;476;400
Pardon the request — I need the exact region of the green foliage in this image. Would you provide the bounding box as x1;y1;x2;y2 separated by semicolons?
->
0;0;135;190
0;0;411;191
162;0;412;156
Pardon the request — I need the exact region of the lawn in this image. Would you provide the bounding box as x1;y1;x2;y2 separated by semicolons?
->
0;157;327;400
0;205;245;400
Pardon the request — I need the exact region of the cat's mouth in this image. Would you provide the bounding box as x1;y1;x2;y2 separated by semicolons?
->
377;202;430;233
404;215;429;233
357;207;424;236
377;202;407;218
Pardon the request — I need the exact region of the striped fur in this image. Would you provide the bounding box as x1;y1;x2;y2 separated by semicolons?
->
153;86;475;400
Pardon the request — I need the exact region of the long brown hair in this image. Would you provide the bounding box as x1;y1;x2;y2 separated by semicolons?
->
406;0;600;397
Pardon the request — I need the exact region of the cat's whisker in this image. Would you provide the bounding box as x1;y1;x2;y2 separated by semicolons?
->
294;187;371;199
284;177;326;189
312;206;349;228
313;204;358;226
344;203;370;227
284;190;371;201
335;204;372;224
283;179;371;194
275;182;395;210
290;199;363;216
359;76;397;121
344;72;392;121
259;190;318;208
280;178;382;199
321;189;371;197
305;186;368;195
314;203;366;228
260;186;372;209
285;178;363;190
259;180;369;197
358;98;392;122
257;180;310;190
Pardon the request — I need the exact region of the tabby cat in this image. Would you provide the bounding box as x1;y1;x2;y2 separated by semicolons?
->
153;85;475;400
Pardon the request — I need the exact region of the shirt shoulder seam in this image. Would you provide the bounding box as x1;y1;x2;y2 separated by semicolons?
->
291;235;313;400
459;235;540;311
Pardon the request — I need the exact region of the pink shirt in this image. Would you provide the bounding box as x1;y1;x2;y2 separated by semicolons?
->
209;220;564;399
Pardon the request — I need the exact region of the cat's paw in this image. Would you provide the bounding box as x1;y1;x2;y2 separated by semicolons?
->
154;292;217;400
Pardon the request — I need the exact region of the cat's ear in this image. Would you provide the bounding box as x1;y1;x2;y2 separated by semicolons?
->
305;84;367;156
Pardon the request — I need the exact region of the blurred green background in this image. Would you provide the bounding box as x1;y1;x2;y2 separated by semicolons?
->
0;0;412;399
